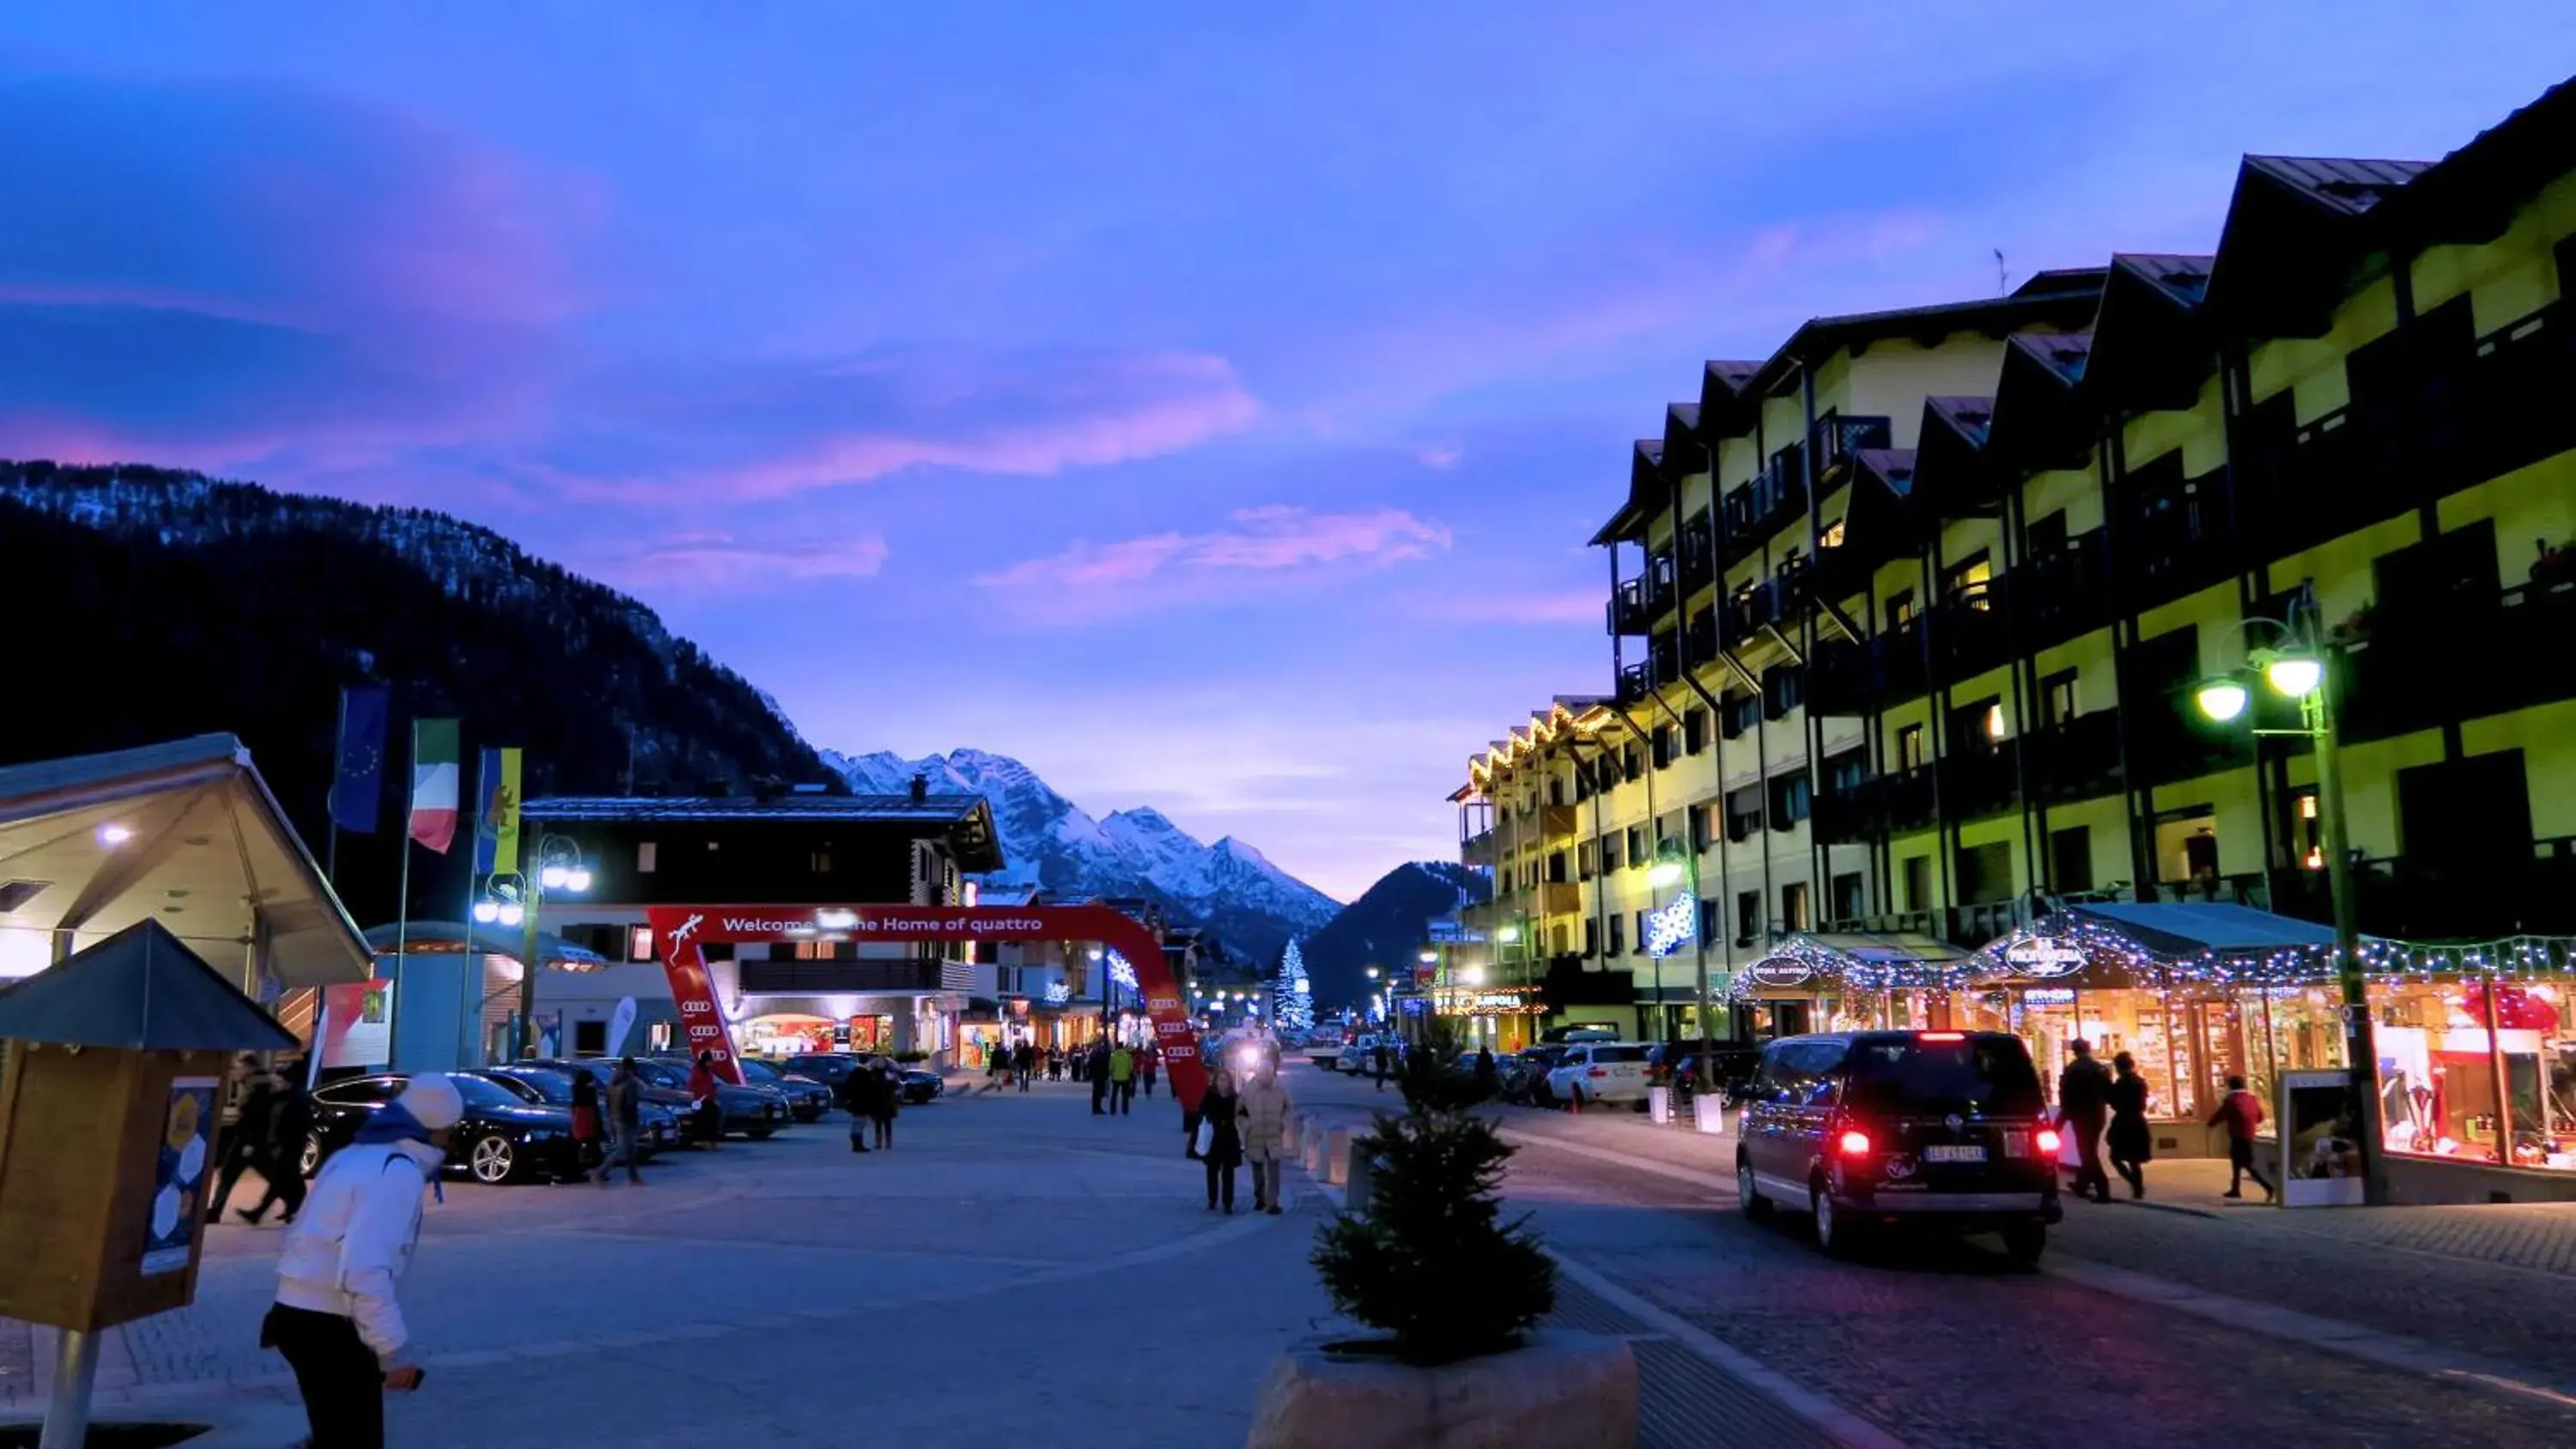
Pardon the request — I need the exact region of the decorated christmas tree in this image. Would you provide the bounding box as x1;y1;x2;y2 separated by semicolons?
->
1273;939;1315;1033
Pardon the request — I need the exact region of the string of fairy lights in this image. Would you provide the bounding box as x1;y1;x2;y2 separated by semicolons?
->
1726;918;2576;1002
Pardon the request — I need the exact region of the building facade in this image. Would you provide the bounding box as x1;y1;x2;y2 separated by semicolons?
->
1455;80;2576;1082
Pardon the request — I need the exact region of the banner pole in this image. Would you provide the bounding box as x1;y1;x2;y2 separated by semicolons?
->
459;749;486;1070
390;720;416;1070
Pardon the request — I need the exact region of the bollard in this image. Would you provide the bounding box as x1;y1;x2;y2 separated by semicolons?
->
1283;1111;1303;1155
1324;1126;1354;1185
1346;1149;1376;1215
1302;1129;1325;1175
1695;1093;1729;1136
1649;1085;1671;1125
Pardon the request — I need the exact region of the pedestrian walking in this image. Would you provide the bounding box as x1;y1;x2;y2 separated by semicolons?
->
1198;1070;1243;1213
688;1052;724;1149
1109;1043;1137;1115
2057;1039;2113;1204
1139;1043;1159;1099
1473;1047;1498;1100
1371;1040;1391;1093
568;1068;604;1183
604;1057;647;1183
243;1061;315;1225
2105;1052;2153;1199
870;1061;902;1150
216;1056;279;1219
1015;1040;1036;1093
1238;1061;1292;1216
263;1074;460;1449
2209;1074;2275;1201
838;1057;873;1152
1088;1040;1111;1114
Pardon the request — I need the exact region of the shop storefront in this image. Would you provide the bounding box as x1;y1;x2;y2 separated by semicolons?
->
1730;933;1971;1041
1975;908;2576;1182
1431;984;1545;1053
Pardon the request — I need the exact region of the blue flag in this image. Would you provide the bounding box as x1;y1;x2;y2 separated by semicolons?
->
327;685;391;834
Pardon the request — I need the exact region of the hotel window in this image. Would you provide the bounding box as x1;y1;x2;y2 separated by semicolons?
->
1722;691;1761;739
1763;665;1805;720
1577;840;1597;880
1607;914;1626;956
636;840;659;873
1652;725;1674;770
1897;723;1927;773
1831;872;1865;922
1886;589;1917;628
628;925;653;962
1698;898;1721;944
1634;910;1651;955
1947;551;1995;611
1683;707;1708;755
1781;882;1811;932
1625;825;1647;866
1584;919;1600;958
1820;517;1846;550
1768;773;1812;828
2293;787;2324;870
1600;833;1622;872
2041;670;2078;729
1689;804;1713;853
1623;744;1643;781
2026;510;2069;557
1734;890;1760;947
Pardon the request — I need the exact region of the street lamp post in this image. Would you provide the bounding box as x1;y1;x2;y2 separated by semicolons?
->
503;833;592;1062
2192;583;2385;1206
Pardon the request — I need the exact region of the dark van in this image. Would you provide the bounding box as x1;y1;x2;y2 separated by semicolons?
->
1735;1030;2061;1261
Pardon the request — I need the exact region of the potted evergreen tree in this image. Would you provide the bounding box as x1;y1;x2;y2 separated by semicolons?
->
1244;1038;1637;1448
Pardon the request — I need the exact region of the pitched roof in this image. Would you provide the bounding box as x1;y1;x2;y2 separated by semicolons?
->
2243;155;2431;216
0;918;295;1051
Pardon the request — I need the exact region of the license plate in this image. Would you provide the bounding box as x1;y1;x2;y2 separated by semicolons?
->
1924;1144;1988;1164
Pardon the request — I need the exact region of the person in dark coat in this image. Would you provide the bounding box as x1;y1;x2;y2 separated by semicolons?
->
839;1058;873;1153
242;1061;314;1226
868;1062;902;1150
1088;1041;1112;1115
603;1058;647;1183
1473;1048;1498;1100
2057;1039;2114;1204
1198;1070;1244;1213
217;1058;280;1221
2105;1051;2154;1199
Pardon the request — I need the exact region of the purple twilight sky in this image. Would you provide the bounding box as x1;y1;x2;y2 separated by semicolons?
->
3;5;2570;900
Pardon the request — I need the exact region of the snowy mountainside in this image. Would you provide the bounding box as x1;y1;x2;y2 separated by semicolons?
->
820;747;1340;959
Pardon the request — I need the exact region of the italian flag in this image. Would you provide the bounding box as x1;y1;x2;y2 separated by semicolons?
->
410;718;461;853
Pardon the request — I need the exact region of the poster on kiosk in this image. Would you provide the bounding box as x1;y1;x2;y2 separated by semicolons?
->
2278;1069;2368;1207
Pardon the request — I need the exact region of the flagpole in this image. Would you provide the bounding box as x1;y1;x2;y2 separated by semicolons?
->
459;747;486;1070
325;687;348;886
391;718;417;1070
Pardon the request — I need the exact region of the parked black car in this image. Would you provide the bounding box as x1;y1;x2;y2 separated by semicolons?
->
780;1052;872;1094
476;1065;678;1159
640;1056;793;1137
1510;1046;1571;1106
735;1058;834;1121
898;1067;943;1105
303;1072;580;1185
1735;1031;2061;1262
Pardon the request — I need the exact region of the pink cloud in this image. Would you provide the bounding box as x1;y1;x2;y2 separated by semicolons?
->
577;530;890;592
974;506;1449;618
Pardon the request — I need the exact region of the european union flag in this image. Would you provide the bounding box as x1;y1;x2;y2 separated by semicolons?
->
327;685;391;834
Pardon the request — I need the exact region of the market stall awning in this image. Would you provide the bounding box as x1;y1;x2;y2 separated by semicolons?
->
363;920;612;972
0;735;371;990
1733;931;1970;998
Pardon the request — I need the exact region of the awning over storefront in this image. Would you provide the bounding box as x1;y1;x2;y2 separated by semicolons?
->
1972;902;2342;985
0;735;371;990
1731;931;1971;999
362;921;613;973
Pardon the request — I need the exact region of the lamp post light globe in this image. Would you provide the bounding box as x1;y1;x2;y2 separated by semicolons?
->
495;901;525;928
539;863;568;890
2195;678;2251;723
1418;950;1438;966
1647;859;1686;888
1364;966;1381;981
2264;653;2324;699
1497;925;1522;945
471;898;500;925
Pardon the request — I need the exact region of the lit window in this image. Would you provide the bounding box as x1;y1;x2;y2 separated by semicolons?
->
636;840;658;873
2300;795;2319;820
1820;518;1847;549
1985;704;2008;740
629;925;653;961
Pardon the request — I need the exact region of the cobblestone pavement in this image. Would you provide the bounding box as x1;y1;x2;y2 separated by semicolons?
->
3;1081;1337;1446
1296;1068;2576;1449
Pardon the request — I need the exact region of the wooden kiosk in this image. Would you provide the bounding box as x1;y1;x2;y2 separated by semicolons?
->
0;919;296;1447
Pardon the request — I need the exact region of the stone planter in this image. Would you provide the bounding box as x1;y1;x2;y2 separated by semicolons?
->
1693;1094;1728;1136
1245;1331;1637;1449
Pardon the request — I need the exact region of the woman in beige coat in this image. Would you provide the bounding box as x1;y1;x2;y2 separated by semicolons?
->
1236;1062;1293;1215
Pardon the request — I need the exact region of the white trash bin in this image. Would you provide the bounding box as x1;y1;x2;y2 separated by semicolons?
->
1648;1084;1671;1125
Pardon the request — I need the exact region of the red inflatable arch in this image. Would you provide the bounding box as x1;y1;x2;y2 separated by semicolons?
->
645;902;1207;1111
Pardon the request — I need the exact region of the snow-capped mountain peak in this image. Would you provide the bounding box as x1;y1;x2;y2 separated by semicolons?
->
824;747;1340;961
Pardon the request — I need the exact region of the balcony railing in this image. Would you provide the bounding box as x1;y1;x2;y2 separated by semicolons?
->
1615;658;1656;706
2115;456;2233;613
1721;445;1808;563
2344;573;2576;739
2010;529;2112;653
2466;299;2576;482
1461;829;1497;866
1939;744;2017;821
1811;414;1893;470
1935;578;2011;683
1608;553;1678;635
1679;517;1716;592
2026;711;2123;803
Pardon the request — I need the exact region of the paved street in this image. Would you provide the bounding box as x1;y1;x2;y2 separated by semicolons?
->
12;1064;2576;1448
3;1078;1336;1446
1305;1064;2576;1449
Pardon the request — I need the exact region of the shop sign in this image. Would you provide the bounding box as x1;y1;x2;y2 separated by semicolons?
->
1433;986;1543;1016
2004;941;2086;978
2021;987;2076;1006
1743;961;1815;989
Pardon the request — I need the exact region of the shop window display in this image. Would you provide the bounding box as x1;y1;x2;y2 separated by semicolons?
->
2373;978;2572;1169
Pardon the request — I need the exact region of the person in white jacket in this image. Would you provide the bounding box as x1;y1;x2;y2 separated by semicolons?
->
260;1073;462;1448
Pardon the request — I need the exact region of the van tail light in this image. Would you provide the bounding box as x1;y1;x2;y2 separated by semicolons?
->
1588;1068;1607;1078
1837;1129;1873;1156
2034;1127;2063;1155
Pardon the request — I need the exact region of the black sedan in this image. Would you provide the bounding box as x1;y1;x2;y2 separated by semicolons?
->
303;1073;579;1185
632;1057;792;1138
734;1058;834;1121
476;1066;679;1158
899;1067;944;1105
